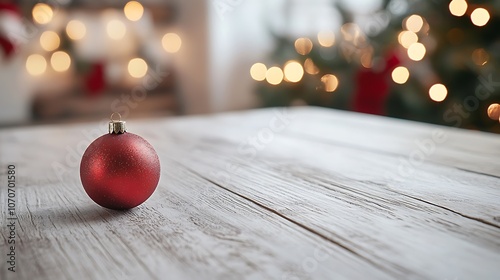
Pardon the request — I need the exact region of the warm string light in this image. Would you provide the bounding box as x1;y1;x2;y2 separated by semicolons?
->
128;58;148;78
398;31;418;48
405;15;424;33
304;58;319;75
449;0;468;17
124;1;144;22
251;62;303;84
429;84;448;102
294;38;313;55
250;26;359;88
487;103;500;121
162;33;182;53
448;1;489;27
40;31;60;52
399;15;430;61
51;51;71;72
31;4;180;83
66;20;87;40
249;18;460;102
250;63;267;81
283;61;304;83
470;8;490;27
321;74;339;92
32;3;53;25
266;67;283;85
107;19;127;40
407;42;426;61
317;31;335;47
392;66;410;84
26;54;47;76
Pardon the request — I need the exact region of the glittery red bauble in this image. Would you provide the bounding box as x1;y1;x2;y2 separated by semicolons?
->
80;133;160;210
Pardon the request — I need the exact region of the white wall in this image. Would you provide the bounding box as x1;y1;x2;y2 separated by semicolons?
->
0;56;32;124
208;0;276;112
207;0;346;112
172;0;211;114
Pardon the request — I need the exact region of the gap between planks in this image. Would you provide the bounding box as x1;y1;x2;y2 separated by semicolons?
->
169;157;409;277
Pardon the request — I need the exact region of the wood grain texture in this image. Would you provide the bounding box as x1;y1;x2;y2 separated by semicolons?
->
1;107;500;280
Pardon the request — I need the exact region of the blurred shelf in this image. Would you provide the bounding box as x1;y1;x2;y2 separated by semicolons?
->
22;0;176;23
32;89;180;124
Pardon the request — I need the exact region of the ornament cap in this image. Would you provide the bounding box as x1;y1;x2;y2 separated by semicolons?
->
109;113;126;134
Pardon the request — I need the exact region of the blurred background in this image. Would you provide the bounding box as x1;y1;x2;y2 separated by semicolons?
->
1;0;500;132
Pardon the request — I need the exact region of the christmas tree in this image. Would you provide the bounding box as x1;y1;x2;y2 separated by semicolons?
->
252;0;500;133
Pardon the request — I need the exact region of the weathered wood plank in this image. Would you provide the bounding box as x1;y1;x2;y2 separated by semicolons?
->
0;124;392;280
195;107;500;177
137;109;500;279
161;108;500;226
168;145;500;279
286;107;500;177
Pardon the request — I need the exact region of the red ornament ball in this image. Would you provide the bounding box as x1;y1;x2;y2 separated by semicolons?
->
80;132;160;210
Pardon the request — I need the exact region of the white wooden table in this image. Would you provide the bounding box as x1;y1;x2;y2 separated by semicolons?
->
1;107;500;280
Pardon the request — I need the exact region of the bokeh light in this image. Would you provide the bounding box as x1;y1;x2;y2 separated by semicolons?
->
250;63;267;81
391;66;410;84
128;58;148;78
283;61;304;83
449;0;468;17
407;42;426;61
124;1;144;22
487;103;500;120
294;38;313;55
405;15;424;33
398;31;418;48
66;20;87;41
107;19;127;40
40;31;60;52
26;54;47;76
470;8;490;27
317;31;335;47
162;33;182;53
32;3;53;25
51;51;71;72
266;67;283;85
304;58;319;75
321;74;339;92
429;84;448;102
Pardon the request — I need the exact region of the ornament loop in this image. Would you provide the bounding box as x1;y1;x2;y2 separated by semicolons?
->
110;112;122;122
109;112;126;134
